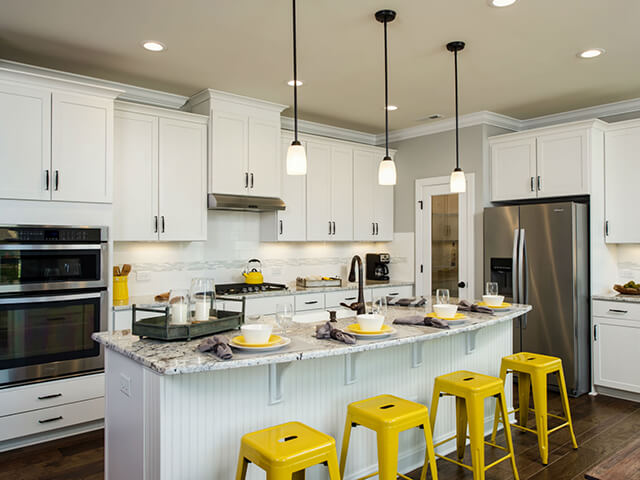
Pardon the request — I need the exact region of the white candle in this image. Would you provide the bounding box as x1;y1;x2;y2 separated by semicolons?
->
171;304;189;324
194;300;209;321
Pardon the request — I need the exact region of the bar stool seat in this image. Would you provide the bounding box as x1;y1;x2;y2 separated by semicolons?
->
340;394;438;480
430;371;519;480
491;352;578;465
235;421;340;480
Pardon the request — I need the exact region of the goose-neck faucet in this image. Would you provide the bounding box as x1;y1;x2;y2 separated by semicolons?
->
348;255;366;315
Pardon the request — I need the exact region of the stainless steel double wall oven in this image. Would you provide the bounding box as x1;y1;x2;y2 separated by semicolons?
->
0;225;108;387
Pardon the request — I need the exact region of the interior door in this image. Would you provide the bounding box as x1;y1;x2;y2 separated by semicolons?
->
305;141;332;241
330;146;353;241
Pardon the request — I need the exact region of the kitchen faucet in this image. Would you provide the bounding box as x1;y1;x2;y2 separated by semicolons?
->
347;255;366;315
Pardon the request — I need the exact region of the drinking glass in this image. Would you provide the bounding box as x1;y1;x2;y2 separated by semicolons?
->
371;294;388;319
169;289;190;325
275;303;293;334
435;288;450;305
190;278;215;322
486;282;499;296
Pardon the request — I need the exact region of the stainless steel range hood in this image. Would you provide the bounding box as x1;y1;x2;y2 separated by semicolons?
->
207;194;285;212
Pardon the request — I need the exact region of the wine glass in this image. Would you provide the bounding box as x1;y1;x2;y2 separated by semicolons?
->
486;282;499;296
435;288;450;305
371;294;387;319
275;303;293;334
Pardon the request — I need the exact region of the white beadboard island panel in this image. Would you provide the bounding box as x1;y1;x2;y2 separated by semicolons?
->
100;305;529;480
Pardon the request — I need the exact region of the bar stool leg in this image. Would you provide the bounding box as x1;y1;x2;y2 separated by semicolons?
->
429;388;441;432
491;363;508;443
456;396;468;460
377;430;400;480
267;467;290;480
339;416;353;477
498;391;520;480
531;371;549;464
326;451;342;480
467;397;486;480
518;372;531;428
556;368;578;450
420;417;439;480
235;451;249;480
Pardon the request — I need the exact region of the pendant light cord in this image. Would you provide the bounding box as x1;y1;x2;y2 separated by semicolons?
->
384;19;389;158
292;0;299;142
454;49;459;170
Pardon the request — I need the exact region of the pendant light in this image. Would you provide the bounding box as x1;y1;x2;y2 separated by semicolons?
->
447;41;466;193
286;0;307;175
376;9;397;186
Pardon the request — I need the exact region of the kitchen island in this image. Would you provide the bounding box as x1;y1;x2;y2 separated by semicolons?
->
95;303;531;480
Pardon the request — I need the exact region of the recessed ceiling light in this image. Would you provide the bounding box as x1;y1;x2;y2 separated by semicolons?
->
578;48;605;59
489;0;517;7
142;41;166;52
385;105;398;111
287;80;303;86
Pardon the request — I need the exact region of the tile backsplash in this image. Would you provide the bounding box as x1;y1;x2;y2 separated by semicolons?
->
114;211;412;296
617;244;640;282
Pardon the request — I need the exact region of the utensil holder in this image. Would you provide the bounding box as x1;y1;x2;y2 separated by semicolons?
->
113;276;129;303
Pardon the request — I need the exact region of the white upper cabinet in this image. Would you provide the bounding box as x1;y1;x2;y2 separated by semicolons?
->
604;121;640;243
353;149;394;241
0;69;120;203
51;92;113;203
490;138;537;202
306;141;334;241
0;83;51;201
489;121;603;203
329;146;354;241
187;89;285;198
113;103;208;242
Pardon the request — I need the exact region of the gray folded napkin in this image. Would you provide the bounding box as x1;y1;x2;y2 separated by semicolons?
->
393;315;450;329
197;336;233;360
458;299;494;315
315;322;357;344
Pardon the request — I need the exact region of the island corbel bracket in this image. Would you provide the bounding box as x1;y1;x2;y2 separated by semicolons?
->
345;352;362;385
465;330;479;355
411;342;424;368
268;362;292;405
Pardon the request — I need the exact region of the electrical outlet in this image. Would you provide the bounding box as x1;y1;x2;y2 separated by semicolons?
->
136;270;150;281
119;373;131;397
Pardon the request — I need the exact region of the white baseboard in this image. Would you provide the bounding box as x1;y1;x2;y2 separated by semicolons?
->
0;419;103;453
594;385;640;404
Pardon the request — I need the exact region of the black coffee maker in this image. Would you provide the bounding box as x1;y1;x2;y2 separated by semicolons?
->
366;253;390;282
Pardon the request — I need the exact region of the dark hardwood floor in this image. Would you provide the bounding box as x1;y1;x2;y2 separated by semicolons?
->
0;390;637;479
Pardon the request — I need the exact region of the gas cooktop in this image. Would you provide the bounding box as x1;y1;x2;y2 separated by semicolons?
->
215;282;288;296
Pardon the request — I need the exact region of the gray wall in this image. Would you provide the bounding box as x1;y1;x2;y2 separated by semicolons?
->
390;123;512;297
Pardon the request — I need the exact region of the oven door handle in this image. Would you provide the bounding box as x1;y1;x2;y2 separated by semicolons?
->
0;244;103;251
0;292;103;305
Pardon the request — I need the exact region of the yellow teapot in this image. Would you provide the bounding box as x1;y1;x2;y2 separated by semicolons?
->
242;258;264;284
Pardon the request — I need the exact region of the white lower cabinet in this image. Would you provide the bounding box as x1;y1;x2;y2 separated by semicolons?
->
294;293;325;312
372;285;414;300
244;295;295;316
325;289;360;308
593;300;640;394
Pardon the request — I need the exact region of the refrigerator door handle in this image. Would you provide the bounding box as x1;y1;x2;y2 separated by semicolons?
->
519;228;528;328
512;228;520;304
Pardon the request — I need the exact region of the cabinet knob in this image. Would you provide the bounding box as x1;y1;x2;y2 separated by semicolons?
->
457;281;466;288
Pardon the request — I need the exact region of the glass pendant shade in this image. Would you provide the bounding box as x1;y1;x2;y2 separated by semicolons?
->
450;167;466;193
378;156;397;185
286;141;307;175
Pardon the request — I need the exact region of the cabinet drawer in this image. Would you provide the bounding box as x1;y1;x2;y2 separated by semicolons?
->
0;397;104;442
371;285;414;299
0;374;104;418
295;293;325;312
244;295;295;316
325;290;359;308
593;300;640;321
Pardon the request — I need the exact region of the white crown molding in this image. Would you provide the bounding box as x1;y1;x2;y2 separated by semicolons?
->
281;116;378;145
187;88;287;113
115;100;208;124
0;58;188;108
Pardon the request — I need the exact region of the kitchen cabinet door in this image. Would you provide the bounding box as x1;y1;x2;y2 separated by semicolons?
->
0;83;51;201
490;138;537;202
113;111;159;241
537;129;589;198
306;141;333;241
277;135;306;240
604;125;640;243
51;92;113;203
248;117;280;198
374;167;395;241
330;146;353;241
158;117;207;241
593;316;640;393
211;111;248;195
353;150;376;241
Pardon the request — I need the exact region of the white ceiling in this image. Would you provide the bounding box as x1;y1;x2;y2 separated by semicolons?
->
1;0;639;133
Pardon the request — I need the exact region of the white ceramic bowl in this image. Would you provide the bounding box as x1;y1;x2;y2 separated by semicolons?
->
433;304;458;319
356;313;385;332
482;295;505;307
240;324;273;344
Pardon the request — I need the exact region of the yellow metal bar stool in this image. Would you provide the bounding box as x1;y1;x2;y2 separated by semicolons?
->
339;394;438;480
490;352;578;465
235;421;341;480
430;371;519;480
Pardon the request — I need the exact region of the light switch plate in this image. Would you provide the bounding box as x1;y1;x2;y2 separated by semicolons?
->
119;373;131;397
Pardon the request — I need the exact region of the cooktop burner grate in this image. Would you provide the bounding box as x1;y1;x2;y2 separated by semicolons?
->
216;282;288;295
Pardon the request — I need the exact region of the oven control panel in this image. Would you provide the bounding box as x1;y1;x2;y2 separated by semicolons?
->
0;226;107;243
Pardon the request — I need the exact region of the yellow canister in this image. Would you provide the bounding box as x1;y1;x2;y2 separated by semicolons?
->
113;275;129;304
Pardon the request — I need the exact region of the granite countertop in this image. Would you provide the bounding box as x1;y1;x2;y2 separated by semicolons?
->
592;294;640;304
112;280;415;311
94;303;531;376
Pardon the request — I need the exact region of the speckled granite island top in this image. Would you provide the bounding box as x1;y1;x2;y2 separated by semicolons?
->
592;294;640;304
94;304;531;375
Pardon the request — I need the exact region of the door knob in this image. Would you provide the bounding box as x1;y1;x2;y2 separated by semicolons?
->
457;281;466;288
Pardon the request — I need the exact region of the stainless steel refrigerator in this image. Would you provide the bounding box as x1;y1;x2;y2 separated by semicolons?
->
484;202;590;396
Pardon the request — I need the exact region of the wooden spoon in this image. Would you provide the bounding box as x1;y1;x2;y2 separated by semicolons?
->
121;264;132;276
113;266;121;277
